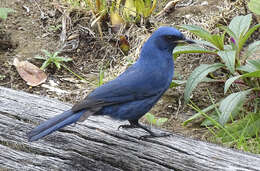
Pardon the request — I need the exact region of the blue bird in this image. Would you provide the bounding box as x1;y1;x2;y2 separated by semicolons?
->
27;26;194;141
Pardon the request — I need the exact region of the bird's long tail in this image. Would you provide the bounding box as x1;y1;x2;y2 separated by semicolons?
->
27;109;86;142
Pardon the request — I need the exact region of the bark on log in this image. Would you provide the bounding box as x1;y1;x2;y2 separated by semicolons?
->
0;86;260;171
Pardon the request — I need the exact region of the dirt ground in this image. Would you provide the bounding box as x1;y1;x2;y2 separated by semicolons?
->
0;0;255;142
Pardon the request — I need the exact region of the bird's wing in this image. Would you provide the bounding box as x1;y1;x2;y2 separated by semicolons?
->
72;64;165;112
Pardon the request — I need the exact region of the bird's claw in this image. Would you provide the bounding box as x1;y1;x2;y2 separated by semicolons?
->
117;124;138;130
139;132;172;140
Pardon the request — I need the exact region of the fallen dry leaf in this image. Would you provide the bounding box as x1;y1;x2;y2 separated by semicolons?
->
13;58;47;86
119;35;130;55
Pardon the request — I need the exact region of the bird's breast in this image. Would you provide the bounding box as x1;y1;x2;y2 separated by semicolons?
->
141;55;174;90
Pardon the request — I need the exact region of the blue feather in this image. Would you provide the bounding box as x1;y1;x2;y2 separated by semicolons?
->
28;109;86;141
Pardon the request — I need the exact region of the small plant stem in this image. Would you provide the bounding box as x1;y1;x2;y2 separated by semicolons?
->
183;102;220;126
235;56;240;68
61;64;87;82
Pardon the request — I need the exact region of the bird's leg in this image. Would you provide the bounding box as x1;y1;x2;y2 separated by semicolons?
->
117;120;139;130
118;120;172;139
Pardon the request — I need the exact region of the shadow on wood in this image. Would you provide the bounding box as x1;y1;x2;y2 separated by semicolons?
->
0;87;260;171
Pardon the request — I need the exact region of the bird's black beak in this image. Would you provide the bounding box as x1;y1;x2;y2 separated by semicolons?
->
185;39;195;44
174;39;195;45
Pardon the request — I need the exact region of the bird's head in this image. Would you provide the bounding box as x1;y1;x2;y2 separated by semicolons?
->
148;26;194;52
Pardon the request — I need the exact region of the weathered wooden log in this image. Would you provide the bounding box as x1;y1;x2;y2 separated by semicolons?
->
0;86;260;171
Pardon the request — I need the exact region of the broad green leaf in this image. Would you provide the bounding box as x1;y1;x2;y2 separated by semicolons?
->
202;77;217;82
173;45;216;56
219;90;252;125
193;40;218;49
170;78;216;88
238;59;260;72
224;75;241;94
208;34;224;50
245;41;260;58
225;71;260;93
248;0;260;15
0;8;14;20
224;45;233;50
242;70;260;77
217;50;236;74
219;26;238;43
228;14;252;40
179;25;212;41
238;24;260;53
181;26;225;51
184;63;224;102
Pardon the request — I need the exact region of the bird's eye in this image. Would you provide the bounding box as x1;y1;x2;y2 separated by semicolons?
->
165;36;175;41
166;36;173;39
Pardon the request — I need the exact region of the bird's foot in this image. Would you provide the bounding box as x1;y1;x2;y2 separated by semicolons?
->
139;132;172;140
117;124;138;130
118;120;172;139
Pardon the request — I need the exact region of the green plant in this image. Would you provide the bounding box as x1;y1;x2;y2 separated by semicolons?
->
65;0;157;33
49;24;62;32
98;67;104;86
0;8;14;20
35;50;86;81
173;14;260;126
189;98;260;154
217;112;260;143
145;113;168;128
35;50;72;70
121;0;157;22
131;0;157;21
86;0;107;15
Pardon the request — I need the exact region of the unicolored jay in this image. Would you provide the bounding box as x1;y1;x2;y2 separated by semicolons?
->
27;26;194;141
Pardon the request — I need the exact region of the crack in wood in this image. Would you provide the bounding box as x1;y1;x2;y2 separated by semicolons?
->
59;129;118;146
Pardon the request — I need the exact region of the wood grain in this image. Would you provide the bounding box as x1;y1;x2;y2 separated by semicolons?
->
0;87;260;171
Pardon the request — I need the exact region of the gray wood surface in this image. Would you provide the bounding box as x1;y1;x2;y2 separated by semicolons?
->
0;86;260;171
